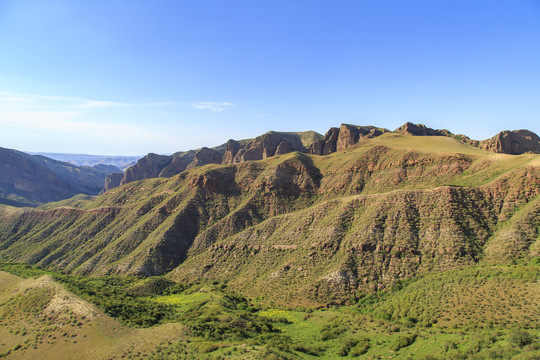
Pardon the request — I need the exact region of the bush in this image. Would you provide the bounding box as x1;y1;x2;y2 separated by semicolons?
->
390;334;417;351
338;339;357;356
350;340;370;356
508;329;534;348
292;344;324;356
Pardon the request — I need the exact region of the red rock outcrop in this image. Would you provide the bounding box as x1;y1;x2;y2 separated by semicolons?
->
309;125;388;155
395;122;451;136
185;147;223;170
120;153;172;186
479;130;540;155
102;172;124;193
221;132;313;164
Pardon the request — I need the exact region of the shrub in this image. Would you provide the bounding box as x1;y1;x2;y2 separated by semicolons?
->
292;344;324;356
508;329;534;348
349;340;370;357
390;334;417;351
338;339;357;356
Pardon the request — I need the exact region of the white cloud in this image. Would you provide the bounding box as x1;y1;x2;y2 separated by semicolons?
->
0;109;161;141
0;91;176;141
193;101;234;112
0;91;172;110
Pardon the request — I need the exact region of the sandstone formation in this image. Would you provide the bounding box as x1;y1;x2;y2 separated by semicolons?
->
102;172;124;193
1;137;537;305
394;122;451;136
479;129;540;155
309;124;388;155
185;147;222;170
104;131;323;192
157;150;195;178
101;124;540;196
221;131;312;164
120;153;171;186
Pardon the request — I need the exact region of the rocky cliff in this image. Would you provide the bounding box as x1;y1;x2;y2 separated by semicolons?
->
480;129;540;155
0;147;110;207
1;134;538;306
104;131;323;192
309;124;389;155
103;124;540;194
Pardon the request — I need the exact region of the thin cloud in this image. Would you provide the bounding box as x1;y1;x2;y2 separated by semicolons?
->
0;109;162;141
0;91;172;110
193;101;234;112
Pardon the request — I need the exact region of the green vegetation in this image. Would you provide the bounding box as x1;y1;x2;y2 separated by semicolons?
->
0;134;538;358
1;262;538;359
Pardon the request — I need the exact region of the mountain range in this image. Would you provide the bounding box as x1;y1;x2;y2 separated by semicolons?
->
0;122;538;307
0;147;121;207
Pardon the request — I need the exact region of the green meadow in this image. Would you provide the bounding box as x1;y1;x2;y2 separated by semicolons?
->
1;261;538;359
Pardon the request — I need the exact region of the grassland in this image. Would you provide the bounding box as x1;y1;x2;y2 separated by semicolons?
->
0;134;538;358
0;262;538;359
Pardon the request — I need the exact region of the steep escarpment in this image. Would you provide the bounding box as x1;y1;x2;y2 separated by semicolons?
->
0;153;322;277
308;124;388;155
0;147;110;207
105;131;323;192
1;135;538;306
102;124;540;194
480;129;540;154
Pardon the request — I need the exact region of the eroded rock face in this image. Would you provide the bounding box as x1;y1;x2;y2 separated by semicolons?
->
336;124;389;151
107;131;322;191
186;147;223;170
222;132;310;164
480;130;540;155
102;173;124;193
121;153;172;185
309;125;388;155
395;122;451;136
309;127;338;155
159;151;197;178
221;140;242;165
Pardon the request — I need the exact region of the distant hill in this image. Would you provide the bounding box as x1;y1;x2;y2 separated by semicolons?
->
0;147;113;207
29;152;140;170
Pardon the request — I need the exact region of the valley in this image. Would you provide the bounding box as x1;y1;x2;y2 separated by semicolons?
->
0;126;539;359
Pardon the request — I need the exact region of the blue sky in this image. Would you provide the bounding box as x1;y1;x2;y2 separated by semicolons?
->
0;0;539;155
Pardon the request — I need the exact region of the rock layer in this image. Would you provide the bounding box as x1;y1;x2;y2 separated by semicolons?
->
480;129;540;155
309;124;388;155
105;131;322;192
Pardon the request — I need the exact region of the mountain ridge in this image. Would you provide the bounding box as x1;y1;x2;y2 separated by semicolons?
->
1;132;538;306
103;123;540;193
0;147;116;207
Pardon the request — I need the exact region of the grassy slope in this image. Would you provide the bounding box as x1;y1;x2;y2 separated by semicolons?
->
1;263;538;360
0;271;184;360
0;135;538;306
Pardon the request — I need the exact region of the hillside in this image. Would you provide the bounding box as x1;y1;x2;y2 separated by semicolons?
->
0;270;187;359
104;130;324;192
105;123;540;194
0;147;114;207
0;133;538;306
1;263;538;359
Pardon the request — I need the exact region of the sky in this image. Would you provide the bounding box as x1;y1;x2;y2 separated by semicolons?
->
0;0;539;155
